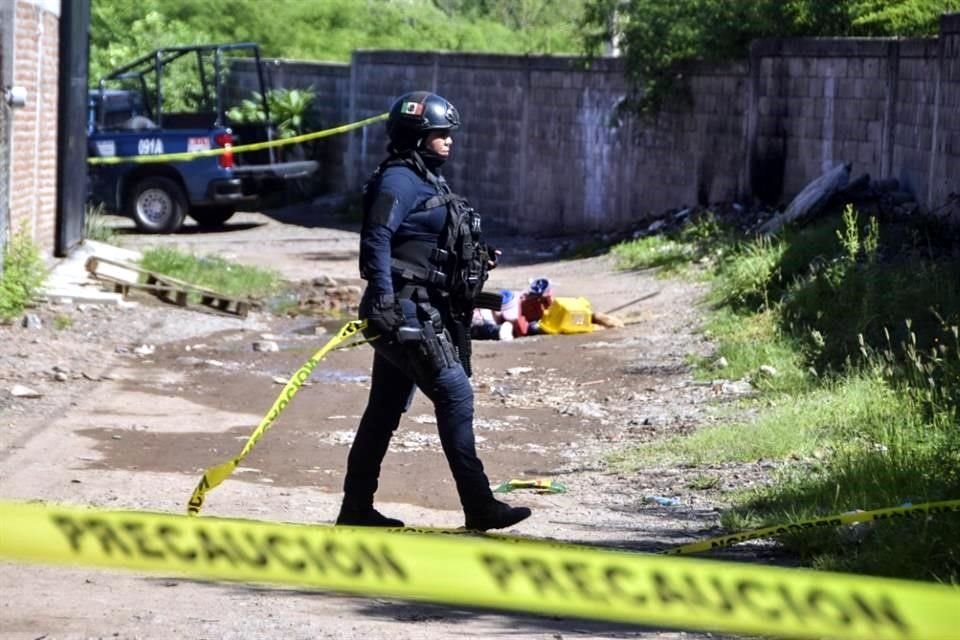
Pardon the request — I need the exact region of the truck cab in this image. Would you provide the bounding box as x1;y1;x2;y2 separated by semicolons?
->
87;42;317;233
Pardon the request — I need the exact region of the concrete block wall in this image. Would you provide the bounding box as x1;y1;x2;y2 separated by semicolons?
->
346;52;746;234
230;14;960;235
228;58;352;192
893;38;940;202
8;0;59;255
930;15;960;211
261;59;351;192
750;39;893;201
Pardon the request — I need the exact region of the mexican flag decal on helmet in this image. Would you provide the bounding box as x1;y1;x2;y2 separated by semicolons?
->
400;100;424;116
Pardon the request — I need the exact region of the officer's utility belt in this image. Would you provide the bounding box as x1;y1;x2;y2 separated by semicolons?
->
391;256;449;289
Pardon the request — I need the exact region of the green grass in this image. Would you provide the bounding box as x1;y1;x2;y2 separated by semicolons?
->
611;235;695;274
139;247;283;300
84;203;117;244
612;375;908;467
724;433;960;582
610;204;960;582
693;308;811;392
53;313;73;330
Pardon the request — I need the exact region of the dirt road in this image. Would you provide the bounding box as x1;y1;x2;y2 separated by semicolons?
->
0;210;748;639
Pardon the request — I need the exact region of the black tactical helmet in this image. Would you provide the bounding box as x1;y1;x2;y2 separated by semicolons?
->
386;91;460;151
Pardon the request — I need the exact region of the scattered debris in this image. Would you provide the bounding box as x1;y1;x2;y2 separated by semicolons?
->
10;384;42;398
493;478;568;494
86;256;251;318
759;163;851;236
758;364;778;378
646;495;682;507
252;340;279;353
506;366;534;376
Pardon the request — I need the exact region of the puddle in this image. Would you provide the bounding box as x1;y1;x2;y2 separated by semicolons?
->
262;367;370;384
311;369;370;384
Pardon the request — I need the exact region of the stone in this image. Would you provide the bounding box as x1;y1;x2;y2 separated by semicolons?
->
312;275;338;287
758;364;778;377
506;366;534;376
21;314;42;330
10;384;42;398
253;340;280;353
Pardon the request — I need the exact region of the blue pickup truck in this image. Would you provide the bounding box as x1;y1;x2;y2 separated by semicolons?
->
87;42;317;233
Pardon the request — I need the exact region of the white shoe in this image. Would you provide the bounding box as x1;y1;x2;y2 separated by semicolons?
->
498;321;514;341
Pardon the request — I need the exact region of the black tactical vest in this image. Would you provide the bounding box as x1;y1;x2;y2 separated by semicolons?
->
369;152;491;313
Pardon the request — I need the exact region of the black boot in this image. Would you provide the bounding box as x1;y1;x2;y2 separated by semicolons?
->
336;501;404;527
465;499;532;531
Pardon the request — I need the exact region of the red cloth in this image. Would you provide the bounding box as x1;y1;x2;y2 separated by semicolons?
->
519;292;553;322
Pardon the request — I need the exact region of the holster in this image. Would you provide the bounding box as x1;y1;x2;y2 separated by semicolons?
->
447;316;473;377
406;302;458;378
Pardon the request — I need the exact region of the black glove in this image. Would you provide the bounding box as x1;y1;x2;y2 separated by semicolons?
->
364;294;405;339
485;244;500;270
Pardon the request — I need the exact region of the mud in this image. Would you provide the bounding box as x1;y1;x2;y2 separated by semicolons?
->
0;210;776;640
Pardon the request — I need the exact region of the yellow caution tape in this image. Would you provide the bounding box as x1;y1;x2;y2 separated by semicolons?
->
666;498;960;555
88;112;388;165
2;499;959;640
186;319;367;516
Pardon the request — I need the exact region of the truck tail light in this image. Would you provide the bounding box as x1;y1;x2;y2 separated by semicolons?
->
215;132;234;169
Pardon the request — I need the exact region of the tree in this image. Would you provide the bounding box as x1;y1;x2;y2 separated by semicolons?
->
582;0;960;115
90;0;590;72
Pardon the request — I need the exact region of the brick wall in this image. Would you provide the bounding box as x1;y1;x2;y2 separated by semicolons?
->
8;0;59;255
232;15;960;235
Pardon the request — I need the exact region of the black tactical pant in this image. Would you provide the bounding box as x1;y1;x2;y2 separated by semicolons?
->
342;298;495;512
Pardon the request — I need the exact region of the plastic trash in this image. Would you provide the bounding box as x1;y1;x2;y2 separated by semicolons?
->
528;278;552;296
493;478;567;494
646;495;682;507
500;289;519;321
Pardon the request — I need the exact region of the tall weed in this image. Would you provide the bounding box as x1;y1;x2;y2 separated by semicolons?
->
0;231;47;322
616;203;960;581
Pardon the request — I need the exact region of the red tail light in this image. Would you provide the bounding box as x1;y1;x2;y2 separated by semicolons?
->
215;132;234;169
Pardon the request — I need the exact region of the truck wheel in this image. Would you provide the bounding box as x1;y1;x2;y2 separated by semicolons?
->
189;206;236;228
129;177;187;233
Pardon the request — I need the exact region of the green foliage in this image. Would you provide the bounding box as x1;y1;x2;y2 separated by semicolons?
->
84;203;117;244
54;314;74;330
611;211;729;275
90;0;589;78
611;203;960;580
89;9;202;111
724;428;960;582
712;236;785;310
582;0;958;114
228;88;317;139
139;247;282;300
695;308;811;392
0;231;47;322
852;0;960;33
611;236;696;274
613;375;909;467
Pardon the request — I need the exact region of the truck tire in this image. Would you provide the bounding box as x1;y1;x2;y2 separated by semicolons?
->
129;176;187;233
189;206;236;228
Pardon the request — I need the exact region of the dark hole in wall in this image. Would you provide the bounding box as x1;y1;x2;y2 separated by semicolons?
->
697;157;713;207
751;136;786;206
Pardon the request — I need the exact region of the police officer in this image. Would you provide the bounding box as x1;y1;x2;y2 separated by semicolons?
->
336;91;532;531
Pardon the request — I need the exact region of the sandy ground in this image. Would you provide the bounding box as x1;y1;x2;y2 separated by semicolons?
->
0;209;770;639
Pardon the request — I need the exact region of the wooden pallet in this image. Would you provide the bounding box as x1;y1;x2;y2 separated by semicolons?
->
85;256;252;318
